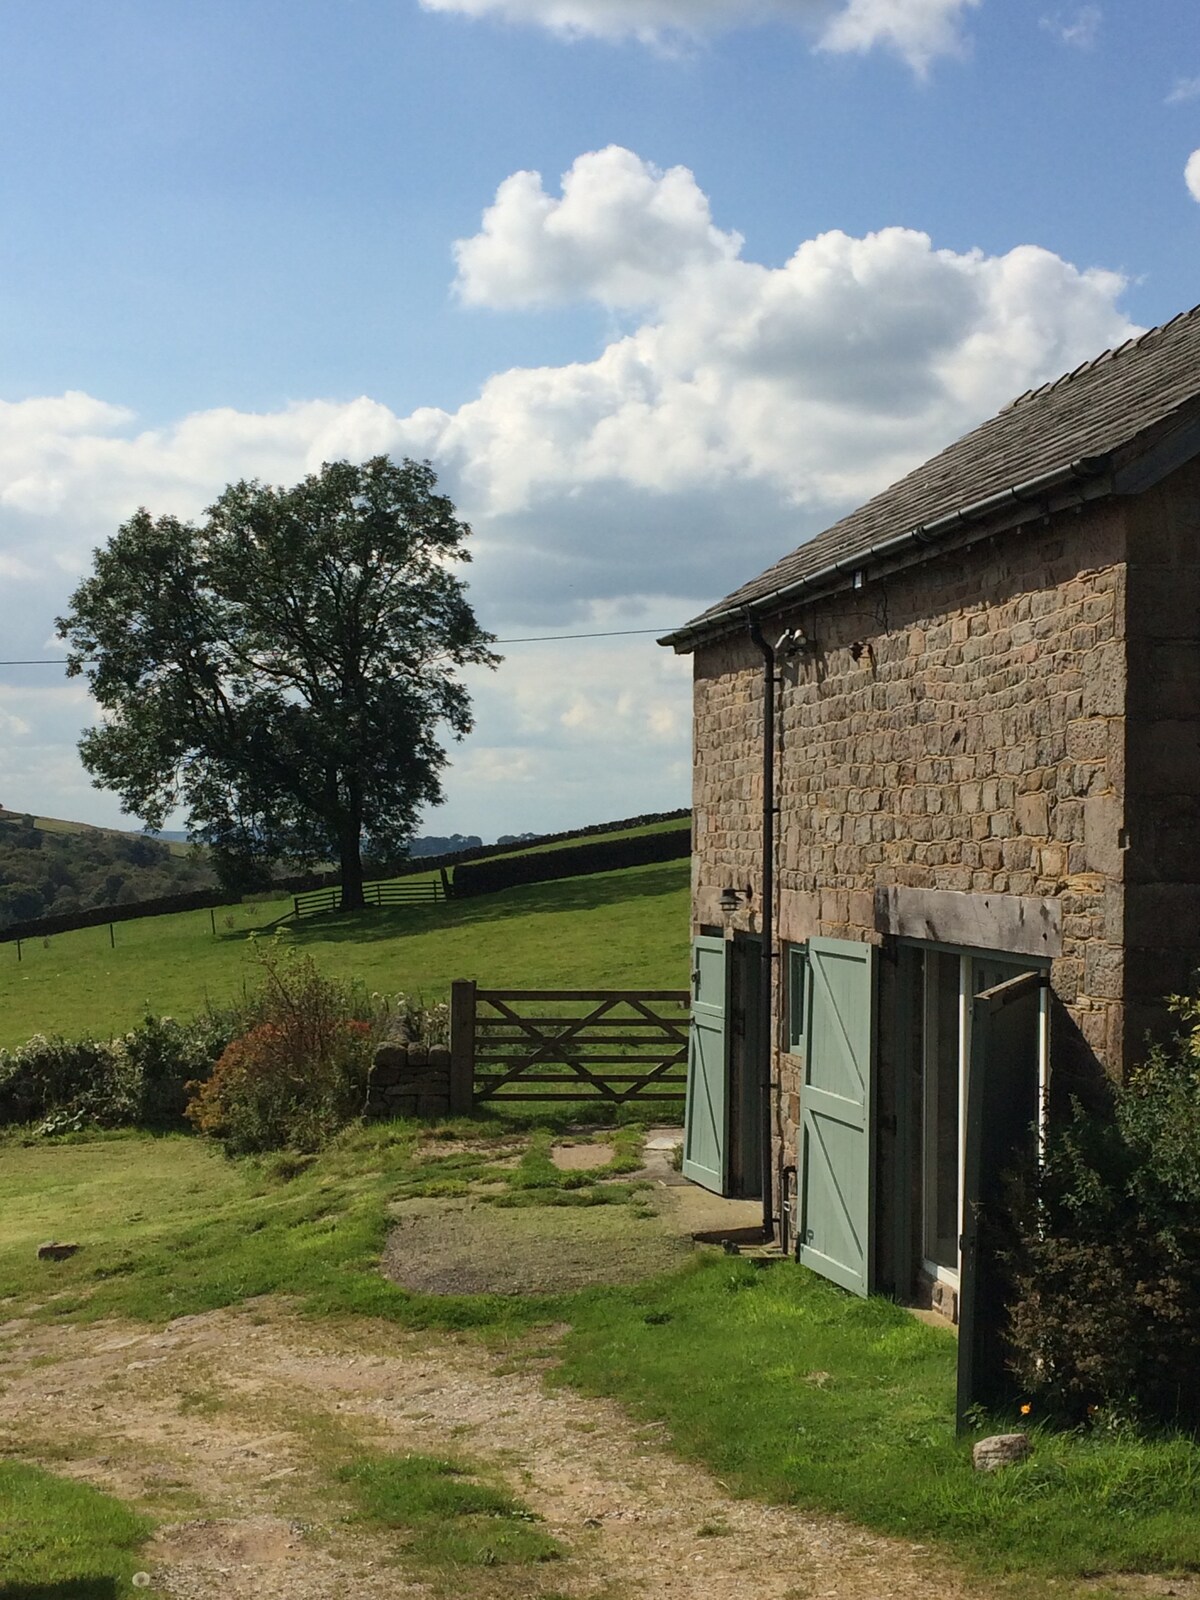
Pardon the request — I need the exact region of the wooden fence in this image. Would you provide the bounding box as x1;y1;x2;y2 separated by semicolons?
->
293;876;445;920
448;981;690;1109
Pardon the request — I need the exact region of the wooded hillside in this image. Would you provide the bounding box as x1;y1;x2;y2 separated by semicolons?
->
0;812;216;930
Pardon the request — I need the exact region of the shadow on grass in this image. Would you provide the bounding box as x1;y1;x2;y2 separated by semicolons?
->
0;1583;119;1599
258;860;689;949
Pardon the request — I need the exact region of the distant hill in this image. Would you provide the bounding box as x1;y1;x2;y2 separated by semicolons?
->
0;810;216;930
408;833;484;857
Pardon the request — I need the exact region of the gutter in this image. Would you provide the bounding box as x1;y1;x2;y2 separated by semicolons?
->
747;617;777;1244
661;454;1112;651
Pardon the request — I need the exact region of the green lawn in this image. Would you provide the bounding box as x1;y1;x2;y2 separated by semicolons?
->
336;1450;563;1569
0;858;689;1048
4;1127;1200;1593
558;1258;1200;1590
0;1121;657;1330
0;1460;160;1598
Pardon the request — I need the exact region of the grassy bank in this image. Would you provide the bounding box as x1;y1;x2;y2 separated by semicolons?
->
558;1257;1200;1587
0;1460;159;1597
0;1122;663;1331
0;857;689;1047
5;1127;1200;1592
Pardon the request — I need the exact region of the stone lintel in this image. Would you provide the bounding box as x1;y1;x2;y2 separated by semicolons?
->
875;885;1061;960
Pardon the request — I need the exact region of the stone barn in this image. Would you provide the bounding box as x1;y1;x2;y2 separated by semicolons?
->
661;304;1200;1413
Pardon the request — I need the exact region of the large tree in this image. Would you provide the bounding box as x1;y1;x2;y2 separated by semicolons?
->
57;456;499;909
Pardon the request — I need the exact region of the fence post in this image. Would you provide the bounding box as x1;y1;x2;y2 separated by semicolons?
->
449;979;477;1114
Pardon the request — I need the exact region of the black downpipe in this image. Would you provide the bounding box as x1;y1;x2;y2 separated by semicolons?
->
748;618;776;1242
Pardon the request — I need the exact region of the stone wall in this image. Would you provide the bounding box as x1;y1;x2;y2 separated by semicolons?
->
366;1041;452;1120
689;497;1141;1245
693;501;1129;1075
1124;454;1200;1053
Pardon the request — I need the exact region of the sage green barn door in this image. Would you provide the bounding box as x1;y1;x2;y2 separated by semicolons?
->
682;935;730;1193
957;967;1043;1428
798;937;876;1296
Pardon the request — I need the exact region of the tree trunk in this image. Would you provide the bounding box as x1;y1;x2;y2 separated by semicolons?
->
339;820;365;912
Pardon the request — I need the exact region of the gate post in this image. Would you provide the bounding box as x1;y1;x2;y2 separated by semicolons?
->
449;979;477;1114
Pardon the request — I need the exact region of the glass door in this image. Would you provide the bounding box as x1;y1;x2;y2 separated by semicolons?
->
920;950;1031;1284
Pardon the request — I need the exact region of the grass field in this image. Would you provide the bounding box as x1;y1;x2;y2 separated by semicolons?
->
4;1125;1200;1594
0;1120;666;1330
0;857;689;1048
558;1260;1200;1587
0;1459;160;1597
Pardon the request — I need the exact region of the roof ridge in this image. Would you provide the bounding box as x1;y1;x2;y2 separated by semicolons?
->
1003;301;1200;413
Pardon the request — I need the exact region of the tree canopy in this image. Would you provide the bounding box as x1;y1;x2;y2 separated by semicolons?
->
57;456;499;908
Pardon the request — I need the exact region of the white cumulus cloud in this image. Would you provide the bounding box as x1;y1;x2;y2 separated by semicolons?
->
454;147;742;309
1187;149;1200;202
434;165;1135;540
818;0;981;73
419;0;981;72
0;147;1139;833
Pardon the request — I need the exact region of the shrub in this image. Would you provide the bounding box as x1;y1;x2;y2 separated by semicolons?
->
185;939;375;1154
0;1034;137;1131
120;1011;236;1126
1007;991;1200;1429
0;1011;234;1134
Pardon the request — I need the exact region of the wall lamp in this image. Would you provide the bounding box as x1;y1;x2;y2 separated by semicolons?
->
776;626;817;660
719;884;751;915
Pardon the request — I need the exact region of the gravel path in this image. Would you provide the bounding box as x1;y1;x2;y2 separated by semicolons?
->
0;1301;991;1600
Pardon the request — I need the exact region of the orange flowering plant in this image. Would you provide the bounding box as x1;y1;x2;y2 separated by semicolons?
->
186;936;376;1154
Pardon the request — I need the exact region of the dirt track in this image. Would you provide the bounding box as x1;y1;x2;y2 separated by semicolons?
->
0;1301;987;1600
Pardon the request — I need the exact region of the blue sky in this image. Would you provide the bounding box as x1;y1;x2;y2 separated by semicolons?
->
1;0;1198;839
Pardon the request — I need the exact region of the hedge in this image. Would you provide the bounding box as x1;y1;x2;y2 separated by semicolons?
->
451;823;691;898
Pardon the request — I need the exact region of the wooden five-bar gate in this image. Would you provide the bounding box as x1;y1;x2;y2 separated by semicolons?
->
448;981;690;1109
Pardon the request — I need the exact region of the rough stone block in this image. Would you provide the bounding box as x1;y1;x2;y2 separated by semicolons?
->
1084;793;1124;876
1015;791;1049;837
1084;943;1123;1001
973;1435;1032;1472
37;1241;80;1261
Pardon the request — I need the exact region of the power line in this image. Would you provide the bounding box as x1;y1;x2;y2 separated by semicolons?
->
492;626;674;644
0;625;679;666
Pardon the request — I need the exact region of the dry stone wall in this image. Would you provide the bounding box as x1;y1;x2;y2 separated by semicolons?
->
367;1041;452;1120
